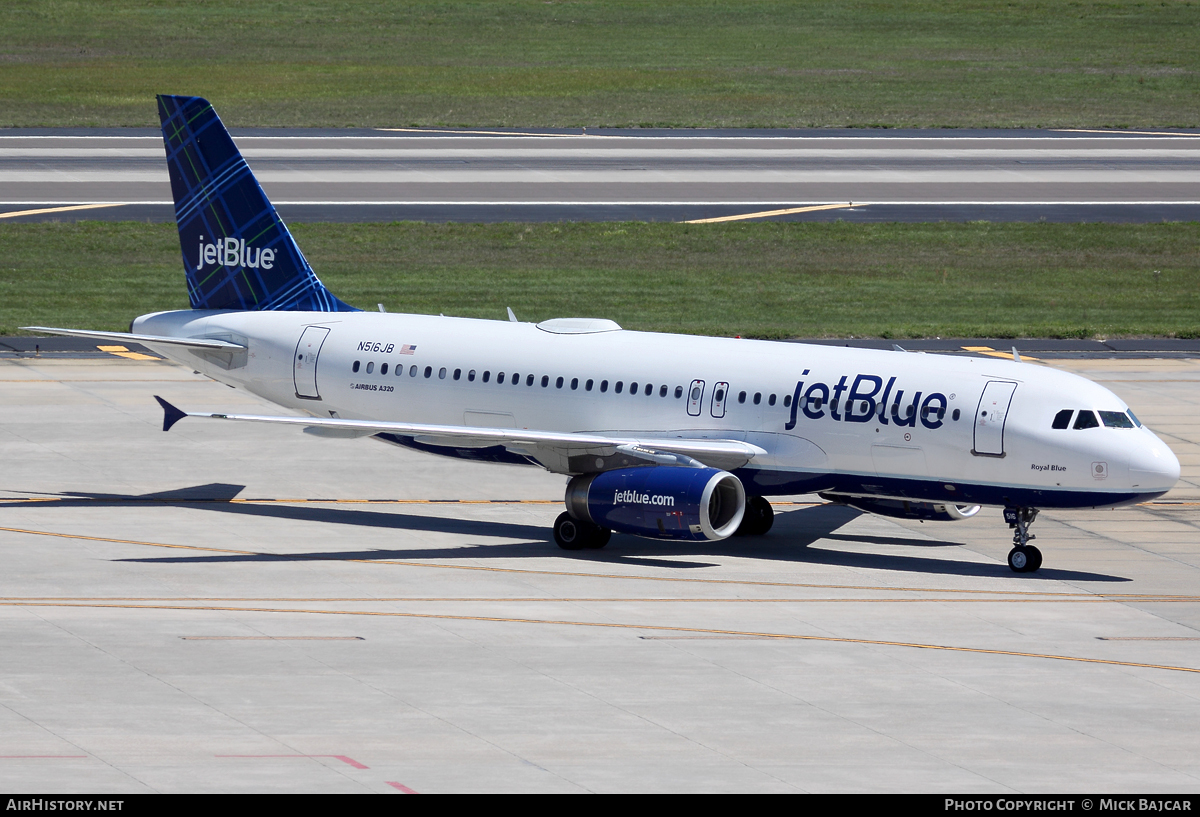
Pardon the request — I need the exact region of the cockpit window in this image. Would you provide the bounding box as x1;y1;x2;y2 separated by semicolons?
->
1099;410;1134;428
1073;410;1099;430
1127;409;1142;427
1052;409;1073;430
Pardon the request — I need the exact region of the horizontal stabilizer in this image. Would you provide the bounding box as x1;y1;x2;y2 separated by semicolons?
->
22;327;245;350
154;395;189;432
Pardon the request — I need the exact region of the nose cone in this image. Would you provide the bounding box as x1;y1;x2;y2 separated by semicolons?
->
1129;434;1181;495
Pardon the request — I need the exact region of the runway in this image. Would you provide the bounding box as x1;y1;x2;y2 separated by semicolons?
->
2;351;1199;792
2;127;1199;223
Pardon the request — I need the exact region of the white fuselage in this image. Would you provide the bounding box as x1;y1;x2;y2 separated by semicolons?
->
133;309;1181;509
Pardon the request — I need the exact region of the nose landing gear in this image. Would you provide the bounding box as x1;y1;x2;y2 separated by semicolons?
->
1004;507;1042;573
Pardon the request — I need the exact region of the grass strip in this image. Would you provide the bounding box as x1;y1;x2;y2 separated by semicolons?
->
2;221;1197;339
1;0;1198;129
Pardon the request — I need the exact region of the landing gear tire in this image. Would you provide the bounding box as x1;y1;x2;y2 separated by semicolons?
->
1007;545;1043;573
553;512;610;550
586;527;611;549
735;496;774;536
1004;507;1042;572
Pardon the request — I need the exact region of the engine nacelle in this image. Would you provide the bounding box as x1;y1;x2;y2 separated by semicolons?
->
566;466;746;541
819;493;981;522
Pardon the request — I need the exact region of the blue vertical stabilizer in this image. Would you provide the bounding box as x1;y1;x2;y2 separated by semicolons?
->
157;95;357;312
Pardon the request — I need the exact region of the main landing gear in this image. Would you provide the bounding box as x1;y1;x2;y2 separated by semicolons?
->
735;496;774;537
1004;507;1043;573
553;512;611;550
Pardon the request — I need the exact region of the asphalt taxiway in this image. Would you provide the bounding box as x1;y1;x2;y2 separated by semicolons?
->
3;127;1199;224
2;349;1199;792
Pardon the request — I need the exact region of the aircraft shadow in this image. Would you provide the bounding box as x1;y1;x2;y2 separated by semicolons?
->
5;484;1130;581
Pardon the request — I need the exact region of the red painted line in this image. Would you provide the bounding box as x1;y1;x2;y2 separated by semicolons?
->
217;753;368;769
387;781;419;793
332;755;369;770
0;755;87;759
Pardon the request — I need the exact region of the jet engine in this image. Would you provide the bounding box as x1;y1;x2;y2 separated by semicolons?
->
566;466;746;541
819;494;981;522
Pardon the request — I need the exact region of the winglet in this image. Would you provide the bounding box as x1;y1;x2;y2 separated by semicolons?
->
154;395;188;432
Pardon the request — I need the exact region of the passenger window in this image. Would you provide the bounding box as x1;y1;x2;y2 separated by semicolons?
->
380;363;388;375
454;369;461;381
952;409;960;421
410;365;418;377
572;378;579;390
586;379;594;391
674;386;683;398
1074;410;1099;429
754;393;761;405
366;362;374;374
714;387;725;402
498;372;506;384
630;381;638;395
424;366;432;378
439;367;447;380
468;369;476;382
659;385;667;397
783;394;791;408
601;380;609;393
482;370;491;383
615;381;624;394
1052;409;1073;430
645;383;653;396
541;375;549;388
738;391;746;404
1099;410;1134;428
526;374;534;386
769;394;777;406
352;361;360;373
556;376;564;389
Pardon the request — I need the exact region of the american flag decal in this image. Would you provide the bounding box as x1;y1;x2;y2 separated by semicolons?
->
399;344;417;355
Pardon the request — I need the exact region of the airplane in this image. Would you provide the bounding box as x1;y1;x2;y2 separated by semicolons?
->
24;95;1181;573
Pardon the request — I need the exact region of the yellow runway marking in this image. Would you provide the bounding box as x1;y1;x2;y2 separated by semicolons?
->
94;345;160;361
0;496;819;507
2;599;1197;675
682;203;854;224
4;524;1200;601
961;345;1042;362
0;595;1193;604
0;203;126;219
180;636;364;641
0;525;255;555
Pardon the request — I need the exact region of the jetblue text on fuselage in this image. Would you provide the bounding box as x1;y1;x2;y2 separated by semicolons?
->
613;489;676;507
785;371;950;431
197;236;275;271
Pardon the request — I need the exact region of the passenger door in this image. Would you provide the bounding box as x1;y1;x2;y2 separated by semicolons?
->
293;325;331;400
973;380;1017;456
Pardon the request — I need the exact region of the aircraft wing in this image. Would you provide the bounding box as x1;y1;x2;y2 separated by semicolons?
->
154;396;765;474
